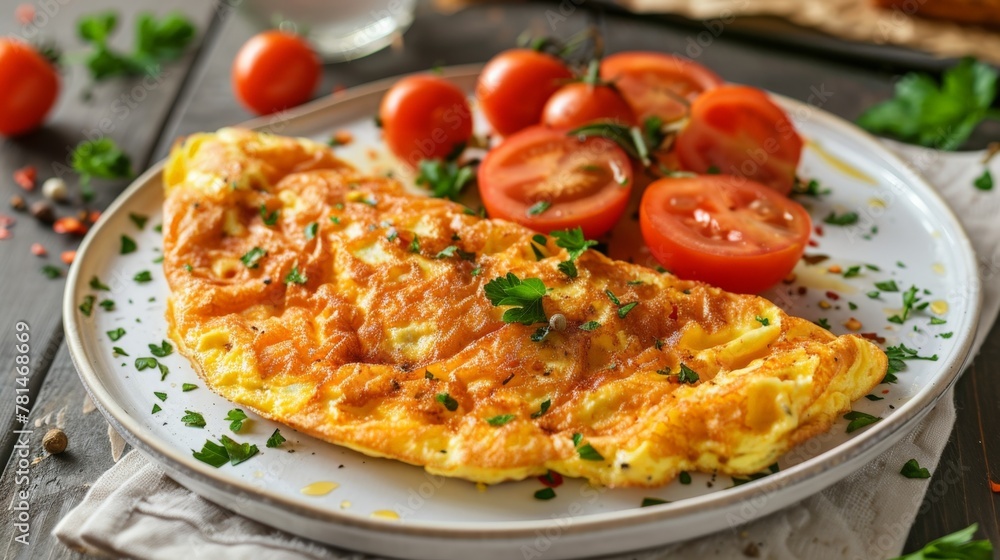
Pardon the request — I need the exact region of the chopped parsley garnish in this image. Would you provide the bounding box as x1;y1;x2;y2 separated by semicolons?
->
900;458;931;479
823;211;859;226
154;391;167;402
640;497;668;507
304;222;318;240
483;273;548;325
182;410;206;428
890;524;992;560
530;327;550;342
226;409;249;432
284;265;307;285
107;328;126;341
183;264;192;272
436;392;459;411
974;169;994;191
605;289;621;306
527;200;551;216
260;205;279;226
152;404;162;414
579;321;600;331
755;315;770;326
843;265;862;278
133;270;152;283
112;346;128;356
530;234;547;261
120;235;137;254
888;285;921;324
129;213;148;229
79;295;96;316
557;260;578;278
134;357;158;371
577;443;604;461
572;433;583;447
885;344;938;377
192;440;228;467
149;340;173;357
865;394;884;401
867;291;881;299
99;299;115;311
679;471;692;485
677;363;700;384
844;410;881;433
940;332;954;339
218;435;259;466
849;302;858;310
90;276;111;290
182;383;197;392
266;429;286;448
424;370;435;380
618;302;638;318
816;318;831;330
930;317;947;325
534;487;556;500
240;247;267;268
330;216;341;225
436;245;475;260
409;234;420;253
791;178;830;197
552;227;598;261
486;414;515;426
157;362;169;380
531;399;551;419
415;158;475;200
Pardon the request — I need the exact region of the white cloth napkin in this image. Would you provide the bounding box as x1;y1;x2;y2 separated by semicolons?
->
54;143;1000;560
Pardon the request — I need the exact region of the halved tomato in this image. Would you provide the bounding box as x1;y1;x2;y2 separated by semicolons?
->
600;52;722;124
639;175;811;294
674;85;803;195
478;126;633;238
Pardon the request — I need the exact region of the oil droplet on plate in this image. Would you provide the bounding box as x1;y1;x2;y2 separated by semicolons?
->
476;482;488;493
300;481;339;496
371;509;400;520
868;198;886;209
806;140;877;185
932;263;946;275
931;300;949;315
340;500;351;509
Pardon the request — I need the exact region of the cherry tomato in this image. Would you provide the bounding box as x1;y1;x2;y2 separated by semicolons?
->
477;49;573;136
639;174;811;294
600;52;722;124
674;85;803;195
478;126;633;238
232;31;320;115
379;75;473;166
0;39;59;137
542;82;636;130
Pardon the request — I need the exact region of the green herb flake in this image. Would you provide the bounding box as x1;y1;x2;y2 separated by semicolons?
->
240;246;267;268
226;409;249;432
577;443;605;461
531;399;551;419
154;391;167;402
284;265;307;285
182;410;206;428
483;272;549;325
182;383;197;392
572;433;583;447
148;340;172;357
219;435;259;466
557;260;578;278
152;403;162;414
617;302;638;318
816;318;832;330
79;295;96;316
98;299;115;311
889;523;992;560
134;357;158;371
90;276;111;291
415;158;475;200
677;363;699;384
436;392;459;411
409;234;420;254
486;414;515;427
974;169;994;191
129;213;148;229
264;429;286;448
865;394;884;401
792;178;831;197
120;235;137;254
885;343;938;376
436;245;459;259
133;270;152;283
112;346;128;357
192;439;228;467
534;487;556;500
823;211;859;226
755;315;770;326
843;265;862;278
527;201;551;216
844;410;881;433
107;327;126;341
679;471;692;485
260;205;279;226
940;332;954;339
900;458;931;479
930;316;947;325
304;222;318;240
641;497;668;507
579;321;600;331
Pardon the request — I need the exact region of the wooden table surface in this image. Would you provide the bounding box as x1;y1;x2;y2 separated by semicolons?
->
1;1;997;558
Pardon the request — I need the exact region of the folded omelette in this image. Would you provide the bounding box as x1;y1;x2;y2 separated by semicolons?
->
163;128;887;487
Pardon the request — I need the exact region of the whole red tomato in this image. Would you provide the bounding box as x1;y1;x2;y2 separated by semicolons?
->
0;39;59;137
379;75;472;166
232;31;320;115
477;49;573;136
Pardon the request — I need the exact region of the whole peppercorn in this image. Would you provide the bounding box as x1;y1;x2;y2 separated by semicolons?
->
9;194;26;211
29;200;55;224
43;428;68;454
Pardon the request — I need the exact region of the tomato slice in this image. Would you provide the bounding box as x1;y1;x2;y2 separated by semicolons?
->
600;52;723;124
478;126;633;238
674;85;803;195
639;175;812;294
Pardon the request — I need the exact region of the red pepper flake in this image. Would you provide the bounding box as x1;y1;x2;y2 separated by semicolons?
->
332;130;353;146
30;243;46;256
0;214;14;227
60;250;76;264
814;225;824;237
53;217;89;236
825;291;840;301
668;304;678;321
0;228;10;240
881;389;889;394
87;210;102;223
827;264;842;274
13;166;36;191
15;3;35;24
538;470;564;488
860;332;887;344
990;480;1000;493
782;273;797;284
333;84;347;95
797;286;807;296
807;239;819;247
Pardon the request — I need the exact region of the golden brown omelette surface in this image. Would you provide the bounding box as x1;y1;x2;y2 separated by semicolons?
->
163;128;887;487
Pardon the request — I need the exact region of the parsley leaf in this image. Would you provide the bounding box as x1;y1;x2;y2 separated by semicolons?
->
534;488;556;500
974;169;994;191
182;383;197;392
755;315;770;326
304;222;318;240
129;212;148;229
112;346;128;357
641;497;668;507
284;265;307;285
154;391;167;402
71;138;133;190
266;429;286;448
889;524;992;560
824;211;859;226
572;433;583;447
79;11;196;82
857;57;999;151
120;235;137;254
107;327;126;341
192;439;228;467
483;273;548;325
551;227;598;260
679;471;692;485
218;435;259;466
134;357;158;371
531;399;551;419
557;260;578;278
888;285;921;324
240;247;267;268
98;299;115;311
181;410;206;428
527;201;551;216
900;458;931;479
577;443;604;461
226;409;249;432
875;280;899;292
436;392;459;412
415;159;476;200
152;403;162;414
260;205;279;226
885;344;938;377
792;177;831;197
486;414;515;426
579;321;600;331
90;276;111;291
844;410;881;433
133;270;152;283
617;301;638;318
677;363;699;384
148;340;172;357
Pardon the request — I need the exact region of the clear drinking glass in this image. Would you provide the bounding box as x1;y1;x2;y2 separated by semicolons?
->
241;0;417;62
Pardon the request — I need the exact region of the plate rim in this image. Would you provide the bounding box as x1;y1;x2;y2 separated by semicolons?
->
63;64;983;539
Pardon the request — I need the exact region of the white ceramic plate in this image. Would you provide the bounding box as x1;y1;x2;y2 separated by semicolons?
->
64;66;981;560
